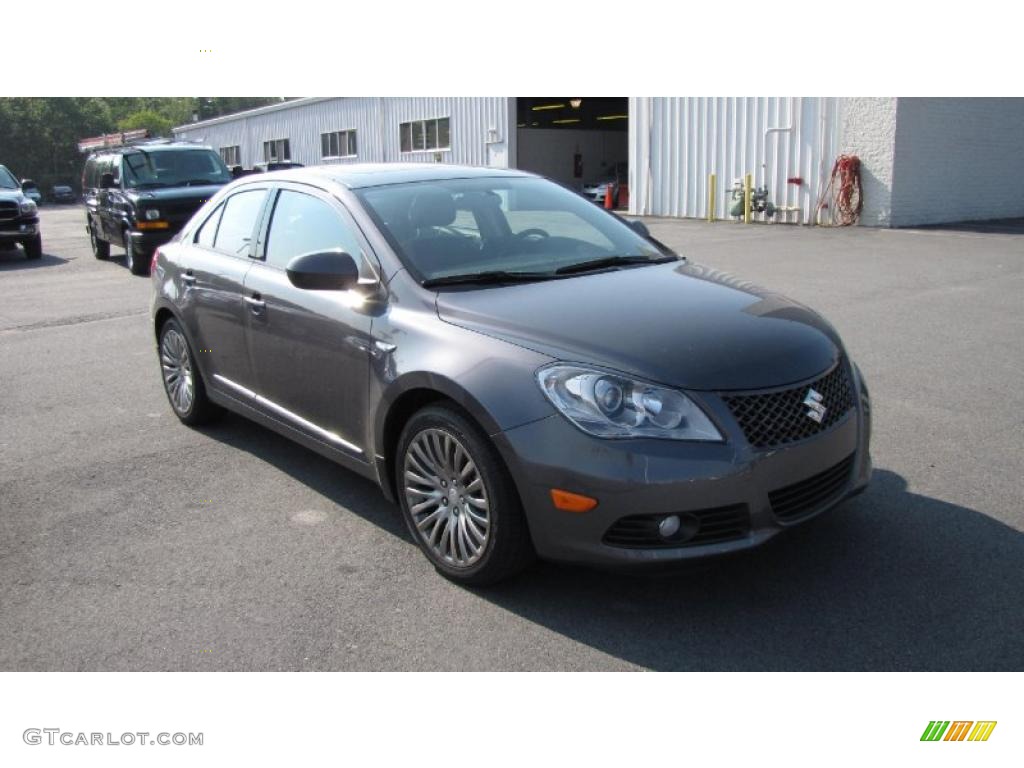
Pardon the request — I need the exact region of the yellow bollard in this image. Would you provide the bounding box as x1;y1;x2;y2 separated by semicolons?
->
707;174;717;222
743;173;752;224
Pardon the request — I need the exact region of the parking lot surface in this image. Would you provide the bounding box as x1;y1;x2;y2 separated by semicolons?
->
1;206;1022;671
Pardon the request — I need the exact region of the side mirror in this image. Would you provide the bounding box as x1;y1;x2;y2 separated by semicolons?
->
99;173;117;189
286;250;359;291
21;179;36;191
231;165;245;179
628;219;651;239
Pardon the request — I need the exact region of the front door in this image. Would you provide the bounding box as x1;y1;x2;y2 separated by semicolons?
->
243;186;376;460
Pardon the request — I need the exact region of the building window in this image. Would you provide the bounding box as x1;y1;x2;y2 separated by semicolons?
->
263;138;291;163
220;146;241;166
400;117;450;153
321;130;357;159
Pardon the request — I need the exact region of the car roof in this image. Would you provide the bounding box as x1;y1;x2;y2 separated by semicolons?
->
257;163;535;190
93;142;215;156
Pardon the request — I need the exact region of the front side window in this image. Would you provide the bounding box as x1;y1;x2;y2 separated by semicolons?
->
213;189;266;257
264;190;363;270
356;176;664;283
263;139;291;162
399;117;450;153
0;165;19;189
123;149;231;189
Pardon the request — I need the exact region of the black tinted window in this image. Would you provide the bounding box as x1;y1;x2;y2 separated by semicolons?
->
265;190;362;270
214;190;266;257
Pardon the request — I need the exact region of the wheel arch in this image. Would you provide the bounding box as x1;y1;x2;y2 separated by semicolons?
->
375;374;506;503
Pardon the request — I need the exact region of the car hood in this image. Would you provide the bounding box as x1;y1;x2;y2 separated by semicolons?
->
0;188;27;203
435;261;844;391
127;184;225;204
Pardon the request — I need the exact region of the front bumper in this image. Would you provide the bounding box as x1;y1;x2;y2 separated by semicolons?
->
494;367;872;567
0;218;39;240
129;228;175;253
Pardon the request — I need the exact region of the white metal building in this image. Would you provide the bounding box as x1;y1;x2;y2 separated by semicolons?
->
173;97;1024;227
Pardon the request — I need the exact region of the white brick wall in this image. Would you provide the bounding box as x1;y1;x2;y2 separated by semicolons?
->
890;98;1024;226
837;98;898;226
838;97;1024;227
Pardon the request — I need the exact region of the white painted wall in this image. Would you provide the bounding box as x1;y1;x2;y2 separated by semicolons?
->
516;128;627;189
835;97;898;226
630;97;840;224
173;97;513;170
889;98;1024;226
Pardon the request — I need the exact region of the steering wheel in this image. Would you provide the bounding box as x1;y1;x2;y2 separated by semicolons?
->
514;228;550;241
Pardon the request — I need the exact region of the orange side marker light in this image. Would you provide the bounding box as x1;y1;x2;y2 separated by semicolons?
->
550;489;598;513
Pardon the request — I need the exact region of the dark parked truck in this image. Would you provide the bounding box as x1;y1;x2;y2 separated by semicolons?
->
82;139;232;275
0;165;42;260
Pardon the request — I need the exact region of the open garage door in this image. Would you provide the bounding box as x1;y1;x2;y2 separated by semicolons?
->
514;97;628;209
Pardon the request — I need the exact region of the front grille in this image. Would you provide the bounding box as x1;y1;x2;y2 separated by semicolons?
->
0;201;18;221
722;361;854;449
769;453;855;522
603;504;750;549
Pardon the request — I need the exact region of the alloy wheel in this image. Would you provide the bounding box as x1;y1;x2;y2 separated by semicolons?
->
160;329;195;415
403;428;491;567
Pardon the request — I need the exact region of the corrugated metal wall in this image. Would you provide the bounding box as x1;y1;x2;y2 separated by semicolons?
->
174;97;513;169
629;97;840;223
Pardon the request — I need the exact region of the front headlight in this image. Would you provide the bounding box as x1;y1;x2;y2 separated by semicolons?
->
143;208;161;221
537;364;723;441
19;199;37;215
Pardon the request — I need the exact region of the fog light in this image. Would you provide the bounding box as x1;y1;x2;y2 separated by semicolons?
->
658;515;681;538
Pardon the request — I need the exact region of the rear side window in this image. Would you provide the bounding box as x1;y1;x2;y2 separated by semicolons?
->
194;202;224;249
264;190;363;270
213;189;266;257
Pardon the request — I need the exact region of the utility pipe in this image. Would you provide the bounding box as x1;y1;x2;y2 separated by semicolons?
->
743;173;752;224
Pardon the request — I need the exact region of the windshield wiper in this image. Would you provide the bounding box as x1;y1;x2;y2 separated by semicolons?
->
183;178;219;186
130;182;169;189
422;270;556;288
555;254;676;276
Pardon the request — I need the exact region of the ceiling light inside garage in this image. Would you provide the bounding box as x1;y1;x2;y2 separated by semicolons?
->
532;104;565;111
596;115;628;121
570;99;582;108
552;119;581;124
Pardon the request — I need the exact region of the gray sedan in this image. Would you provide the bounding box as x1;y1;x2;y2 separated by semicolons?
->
150;164;871;584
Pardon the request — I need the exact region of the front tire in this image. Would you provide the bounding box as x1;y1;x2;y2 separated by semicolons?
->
124;230;148;276
158;318;222;426
397;405;534;585
23;235;42;260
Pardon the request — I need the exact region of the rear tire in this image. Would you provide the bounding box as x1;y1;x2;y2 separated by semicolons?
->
90;224;109;260
158;318;223;426
124;230;148;276
396;405;534;586
23;235;42;260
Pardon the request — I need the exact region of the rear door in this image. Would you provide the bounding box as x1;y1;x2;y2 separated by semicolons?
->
183;186;269;393
242;184;377;459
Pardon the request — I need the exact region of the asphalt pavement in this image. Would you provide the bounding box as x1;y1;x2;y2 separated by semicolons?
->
1;206;1021;670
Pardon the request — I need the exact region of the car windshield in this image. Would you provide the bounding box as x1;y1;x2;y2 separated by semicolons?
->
0;166;19;189
123;149;232;189
356;176;669;283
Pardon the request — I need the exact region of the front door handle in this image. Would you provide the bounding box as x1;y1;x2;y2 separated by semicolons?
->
244;293;266;313
182;269;196;285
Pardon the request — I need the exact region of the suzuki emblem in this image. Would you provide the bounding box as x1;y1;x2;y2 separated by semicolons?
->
803;388;827;423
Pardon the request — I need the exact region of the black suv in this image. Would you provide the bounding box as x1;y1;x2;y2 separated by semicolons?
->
0;164;42;260
83;141;232;275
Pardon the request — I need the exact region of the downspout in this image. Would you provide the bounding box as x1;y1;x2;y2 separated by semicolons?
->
761;95;796;194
